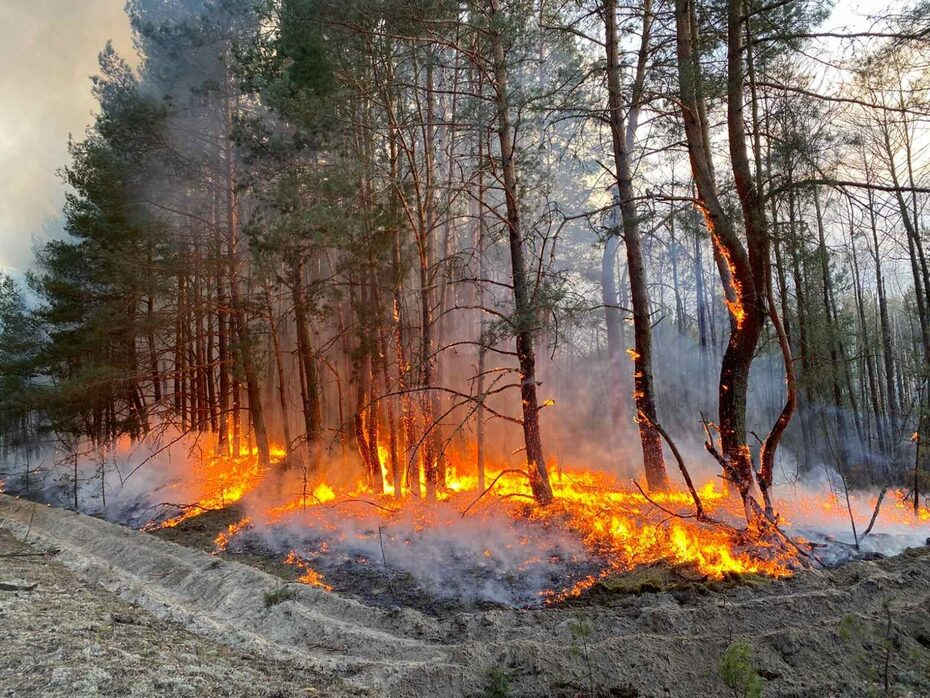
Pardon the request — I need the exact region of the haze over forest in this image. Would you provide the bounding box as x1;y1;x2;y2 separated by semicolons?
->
1;0;929;534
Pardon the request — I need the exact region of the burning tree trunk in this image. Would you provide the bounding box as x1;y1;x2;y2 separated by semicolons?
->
674;0;794;522
603;0;669;492
487;0;553;506
224;84;269;470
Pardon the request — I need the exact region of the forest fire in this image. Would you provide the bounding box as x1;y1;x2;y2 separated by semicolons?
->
142;440;929;606
144;441;287;531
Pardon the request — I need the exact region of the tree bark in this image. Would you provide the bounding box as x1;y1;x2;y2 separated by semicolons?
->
603;0;669;491
488;0;553;505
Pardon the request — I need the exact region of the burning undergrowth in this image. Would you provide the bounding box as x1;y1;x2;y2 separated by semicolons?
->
187;463;808;609
5;431;928;612
189;453;929;611
223;496;599;610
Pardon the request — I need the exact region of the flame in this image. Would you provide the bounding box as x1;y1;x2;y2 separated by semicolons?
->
284;550;333;590
144;436;285;531
214;516;253;551
778;487;930;526
709;232;747;328
142;433;930;603
377;444;394;496
313;482;336;503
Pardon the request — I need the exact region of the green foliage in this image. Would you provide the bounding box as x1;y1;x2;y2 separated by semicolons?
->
276;0;335;98
0;275;42;448
24;43;169;442
481;667;512;698
263;586;298;608
720;640;763;698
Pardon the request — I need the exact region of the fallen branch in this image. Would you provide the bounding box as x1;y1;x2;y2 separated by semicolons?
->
499;492;537;503
150;502;218;513
774;524;825;569
747;497;825;569
632;479;697;520
638;412;705;520
861;487;888;539
461;469;530;517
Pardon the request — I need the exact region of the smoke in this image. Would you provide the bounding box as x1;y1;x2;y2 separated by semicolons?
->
772;471;929;563
0;429;217;528
0;0;135;274
234;495;596;608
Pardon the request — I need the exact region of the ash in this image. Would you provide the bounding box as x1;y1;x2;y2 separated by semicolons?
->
228;501;603;613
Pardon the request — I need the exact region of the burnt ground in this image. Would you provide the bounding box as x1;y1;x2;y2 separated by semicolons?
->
0;527;316;697
152;505;600;615
2;493;930;697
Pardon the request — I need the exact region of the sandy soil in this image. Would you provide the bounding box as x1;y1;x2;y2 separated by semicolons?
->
0;526;321;697
2;493;930;697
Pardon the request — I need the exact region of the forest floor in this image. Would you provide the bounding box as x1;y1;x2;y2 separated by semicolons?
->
2;493;930;697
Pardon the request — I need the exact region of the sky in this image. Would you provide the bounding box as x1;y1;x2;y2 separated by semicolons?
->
0;0;890;280
0;0;134;277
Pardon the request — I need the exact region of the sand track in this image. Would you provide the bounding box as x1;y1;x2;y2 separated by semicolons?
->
2;493;929;697
0;495;458;696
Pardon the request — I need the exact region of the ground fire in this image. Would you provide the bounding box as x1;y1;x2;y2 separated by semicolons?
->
143;437;929;607
5;0;930;694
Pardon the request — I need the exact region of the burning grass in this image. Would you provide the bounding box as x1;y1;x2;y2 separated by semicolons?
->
145;442;930;608
142;442;286;531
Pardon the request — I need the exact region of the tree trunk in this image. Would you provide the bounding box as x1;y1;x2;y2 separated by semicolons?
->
225;84;269;469
265;279;292;455
291;260;322;450
603;0;669;491
866;181;899;440
488;0;553;505
675;0;791;520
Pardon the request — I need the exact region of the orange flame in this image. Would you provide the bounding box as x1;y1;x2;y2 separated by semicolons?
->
284;550;333;591
145;434;930;603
